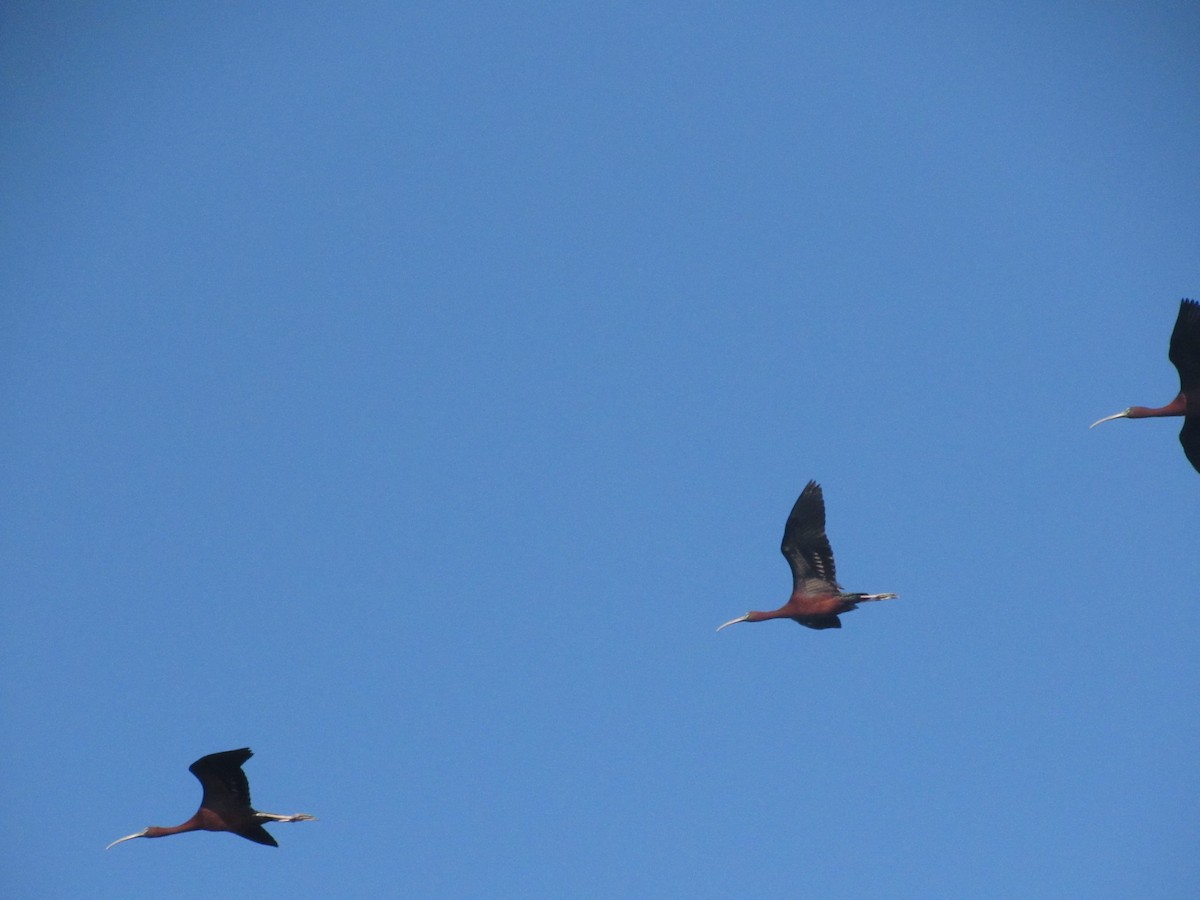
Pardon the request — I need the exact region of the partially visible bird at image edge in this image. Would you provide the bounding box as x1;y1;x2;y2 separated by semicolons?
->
106;748;315;849
717;480;897;632
1091;298;1200;474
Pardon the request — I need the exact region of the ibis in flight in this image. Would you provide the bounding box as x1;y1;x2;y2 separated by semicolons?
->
717;481;897;632
106;748;315;849
1091;298;1200;474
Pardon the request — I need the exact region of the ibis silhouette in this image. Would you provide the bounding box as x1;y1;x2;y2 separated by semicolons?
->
717;481;897;632
106;748;315;849
1091;298;1200;474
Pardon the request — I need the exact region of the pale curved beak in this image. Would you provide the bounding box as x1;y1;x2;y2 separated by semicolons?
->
716;614;749;632
1090;411;1129;429
105;831;147;850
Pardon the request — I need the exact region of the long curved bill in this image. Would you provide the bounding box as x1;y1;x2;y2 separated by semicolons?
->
106;831;147;850
716;614;749;632
1090;411;1129;429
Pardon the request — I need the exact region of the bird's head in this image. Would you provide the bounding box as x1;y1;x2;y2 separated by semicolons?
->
1090;409;1131;428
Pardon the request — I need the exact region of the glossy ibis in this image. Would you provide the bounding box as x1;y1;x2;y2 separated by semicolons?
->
717;481;897;632
106;748;315;849
1091;298;1200;474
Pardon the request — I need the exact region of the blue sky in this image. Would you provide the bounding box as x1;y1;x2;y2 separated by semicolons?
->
3;3;1198;897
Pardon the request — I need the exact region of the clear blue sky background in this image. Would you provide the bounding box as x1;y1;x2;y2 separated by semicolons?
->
3;3;1198;898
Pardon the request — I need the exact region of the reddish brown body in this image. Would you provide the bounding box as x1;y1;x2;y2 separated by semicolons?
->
138;809;224;839
717;481;897;633
1091;298;1200;474
106;748;315;849
741;592;863;627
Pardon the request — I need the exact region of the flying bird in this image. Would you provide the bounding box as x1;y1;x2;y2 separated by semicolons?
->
1091;298;1200;474
717;481;897;632
106;748;315;849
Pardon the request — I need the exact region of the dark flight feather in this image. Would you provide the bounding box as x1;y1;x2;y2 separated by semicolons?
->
190;748;256;816
1170;299;1200;473
780;480;841;593
236;825;279;847
1169;298;1200;393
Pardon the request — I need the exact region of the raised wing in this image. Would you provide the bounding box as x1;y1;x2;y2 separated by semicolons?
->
190;747;255;814
780;481;841;593
1169;298;1200;393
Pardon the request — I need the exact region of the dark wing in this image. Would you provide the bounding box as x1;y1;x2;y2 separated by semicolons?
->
1180;417;1200;474
234;824;279;847
1172;300;1200;475
780;481;841;593
1169;298;1200;393
793;614;842;630
190;748;255;814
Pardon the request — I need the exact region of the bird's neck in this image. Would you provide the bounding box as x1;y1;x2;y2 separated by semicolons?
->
746;608;792;623
1128;393;1187;419
147;815;206;838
